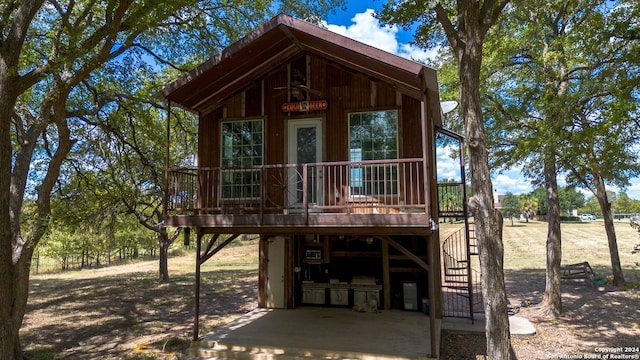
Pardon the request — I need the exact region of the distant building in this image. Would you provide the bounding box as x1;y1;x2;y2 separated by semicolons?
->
493;190;505;210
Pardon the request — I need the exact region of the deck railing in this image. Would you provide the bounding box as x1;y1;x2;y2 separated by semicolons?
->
167;158;427;216
437;182;466;217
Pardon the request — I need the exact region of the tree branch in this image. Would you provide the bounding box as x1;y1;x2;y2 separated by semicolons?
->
433;2;460;50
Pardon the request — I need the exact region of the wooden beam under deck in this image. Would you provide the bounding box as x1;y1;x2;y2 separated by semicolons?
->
165;213;433;236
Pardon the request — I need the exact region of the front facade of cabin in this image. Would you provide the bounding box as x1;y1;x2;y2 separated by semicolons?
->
160;14;457;358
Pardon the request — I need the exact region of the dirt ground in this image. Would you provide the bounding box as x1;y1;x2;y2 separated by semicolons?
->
22;249;260;360
441;271;640;359
21;246;640;360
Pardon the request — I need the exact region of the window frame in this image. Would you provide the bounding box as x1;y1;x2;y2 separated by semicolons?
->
347;109;400;198
219;117;265;201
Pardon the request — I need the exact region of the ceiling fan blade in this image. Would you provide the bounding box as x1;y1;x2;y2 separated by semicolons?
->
272;88;289;98
299;85;323;96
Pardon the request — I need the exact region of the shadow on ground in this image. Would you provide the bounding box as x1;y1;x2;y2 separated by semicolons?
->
23;262;639;359
507;268;640;359
441;267;640;359
23;268;258;359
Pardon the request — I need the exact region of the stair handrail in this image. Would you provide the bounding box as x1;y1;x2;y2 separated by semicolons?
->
441;223;475;322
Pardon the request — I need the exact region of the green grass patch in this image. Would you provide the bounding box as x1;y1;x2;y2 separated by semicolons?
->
24;348;53;360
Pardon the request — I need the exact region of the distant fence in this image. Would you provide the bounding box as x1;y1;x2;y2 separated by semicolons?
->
616;213;640;221
31;247;160;275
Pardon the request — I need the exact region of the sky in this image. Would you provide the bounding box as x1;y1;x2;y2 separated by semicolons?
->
324;3;640;200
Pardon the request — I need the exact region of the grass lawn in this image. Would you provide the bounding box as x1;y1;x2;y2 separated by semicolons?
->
441;219;640;279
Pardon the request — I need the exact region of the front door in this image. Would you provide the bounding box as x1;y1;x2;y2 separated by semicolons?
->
287;118;323;207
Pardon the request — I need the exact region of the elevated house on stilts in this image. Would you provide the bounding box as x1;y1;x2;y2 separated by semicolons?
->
159;14;476;360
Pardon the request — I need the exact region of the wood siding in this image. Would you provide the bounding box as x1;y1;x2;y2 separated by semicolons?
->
192;52;431;214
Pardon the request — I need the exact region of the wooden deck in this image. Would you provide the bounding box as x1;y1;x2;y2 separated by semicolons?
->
165;158;449;236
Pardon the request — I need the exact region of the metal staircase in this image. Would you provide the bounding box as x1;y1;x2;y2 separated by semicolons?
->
441;222;482;321
435;128;482;322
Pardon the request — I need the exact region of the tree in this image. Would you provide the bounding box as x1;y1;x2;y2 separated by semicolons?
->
484;0;639;316
518;193;538;222
553;0;640;287
379;1;512;358
631;219;640;268
1;1;345;358
582;195;603;217
614;193;640;215
532;186;586;216
73;72;196;281
501;193;521;226
558;187;586;217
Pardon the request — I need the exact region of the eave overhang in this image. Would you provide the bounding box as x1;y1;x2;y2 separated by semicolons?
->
158;13;441;126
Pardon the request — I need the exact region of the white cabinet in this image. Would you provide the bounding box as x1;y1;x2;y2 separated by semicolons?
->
301;283;325;305
353;288;381;306
330;288;349;305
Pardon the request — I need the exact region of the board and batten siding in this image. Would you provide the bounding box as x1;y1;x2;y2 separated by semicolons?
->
195;53;429;210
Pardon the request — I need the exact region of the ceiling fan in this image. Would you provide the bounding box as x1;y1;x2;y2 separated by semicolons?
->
274;84;323;101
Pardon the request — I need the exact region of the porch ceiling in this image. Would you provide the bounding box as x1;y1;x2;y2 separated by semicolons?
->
158;14;441;121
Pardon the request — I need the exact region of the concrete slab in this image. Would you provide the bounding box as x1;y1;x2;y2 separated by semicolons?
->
442;313;536;336
509;316;536;336
190;307;440;359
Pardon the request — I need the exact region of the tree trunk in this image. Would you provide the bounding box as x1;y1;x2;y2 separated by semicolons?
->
593;176;625;286
0;236;34;360
540;156;562;317
159;232;170;282
0;79;18;360
458;26;511;360
0;35;20;360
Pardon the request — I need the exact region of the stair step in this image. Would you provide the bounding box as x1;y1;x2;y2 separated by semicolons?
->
186;340;428;360
445;280;469;284
446;266;467;271
445;285;470;290
444;273;467;277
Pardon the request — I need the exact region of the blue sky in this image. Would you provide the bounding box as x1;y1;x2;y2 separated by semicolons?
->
323;4;640;200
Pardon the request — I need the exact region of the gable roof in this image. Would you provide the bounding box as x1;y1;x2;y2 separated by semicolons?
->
159;14;441;123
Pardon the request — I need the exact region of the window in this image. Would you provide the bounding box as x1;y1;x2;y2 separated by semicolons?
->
348;110;398;196
220;119;263;200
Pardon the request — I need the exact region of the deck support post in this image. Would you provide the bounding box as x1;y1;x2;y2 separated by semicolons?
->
420;74;438;359
427;233;438;358
194;231;203;341
382;240;390;310
163;100;171;219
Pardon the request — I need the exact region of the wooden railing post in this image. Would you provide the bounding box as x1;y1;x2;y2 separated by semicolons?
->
303;164;309;224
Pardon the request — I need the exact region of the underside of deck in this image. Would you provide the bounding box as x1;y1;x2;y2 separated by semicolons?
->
165;213;433;235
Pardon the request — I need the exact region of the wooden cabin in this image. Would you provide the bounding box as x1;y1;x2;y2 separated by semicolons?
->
159;14;463;359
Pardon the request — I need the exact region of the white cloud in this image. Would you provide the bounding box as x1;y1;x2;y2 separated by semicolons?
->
397;43;439;63
437;146;535;195
492;170;533;195
324;10;399;54
323;9;436;63
435;145;462;182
